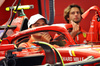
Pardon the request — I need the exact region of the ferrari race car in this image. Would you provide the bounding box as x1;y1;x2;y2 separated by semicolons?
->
0;1;100;66
1;23;100;66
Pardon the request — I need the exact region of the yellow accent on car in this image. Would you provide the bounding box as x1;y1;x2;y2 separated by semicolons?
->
83;33;86;38
72;50;76;56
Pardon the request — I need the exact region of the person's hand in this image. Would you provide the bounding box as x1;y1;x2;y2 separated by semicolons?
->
52;44;59;48
32;32;51;43
41;32;51;43
70;20;80;38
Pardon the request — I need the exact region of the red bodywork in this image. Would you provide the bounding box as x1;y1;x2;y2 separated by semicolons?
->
0;24;100;66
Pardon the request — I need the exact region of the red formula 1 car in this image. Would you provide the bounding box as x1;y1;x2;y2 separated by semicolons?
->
1;23;100;66
0;5;100;66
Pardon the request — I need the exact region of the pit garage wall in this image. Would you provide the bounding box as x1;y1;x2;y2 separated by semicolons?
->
40;0;100;31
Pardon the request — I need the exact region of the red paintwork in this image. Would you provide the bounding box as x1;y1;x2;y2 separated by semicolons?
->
2;16;27;34
0;44;14;51
5;24;75;45
57;45;100;63
12;16;27;33
0;23;100;65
